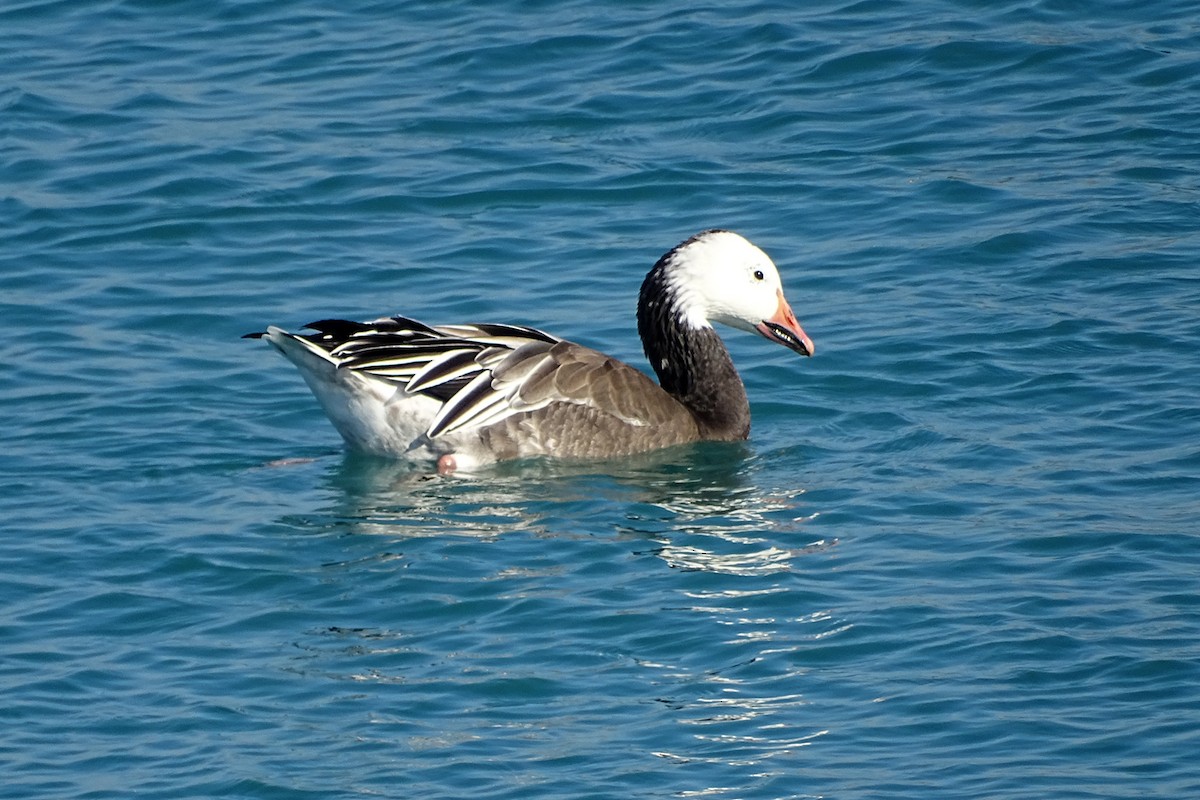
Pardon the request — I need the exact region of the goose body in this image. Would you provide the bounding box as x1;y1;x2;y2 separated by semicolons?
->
247;230;813;471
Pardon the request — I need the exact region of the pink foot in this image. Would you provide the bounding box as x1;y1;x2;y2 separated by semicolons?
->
436;453;457;475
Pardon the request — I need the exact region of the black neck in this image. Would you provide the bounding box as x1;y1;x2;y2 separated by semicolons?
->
637;262;751;440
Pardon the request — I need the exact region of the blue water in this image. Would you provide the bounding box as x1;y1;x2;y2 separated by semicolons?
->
3;1;1199;797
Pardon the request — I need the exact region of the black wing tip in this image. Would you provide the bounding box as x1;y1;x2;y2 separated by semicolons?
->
304;318;359;331
470;321;558;342
302;316;440;339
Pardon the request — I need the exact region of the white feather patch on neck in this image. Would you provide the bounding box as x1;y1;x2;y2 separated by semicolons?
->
663;265;714;331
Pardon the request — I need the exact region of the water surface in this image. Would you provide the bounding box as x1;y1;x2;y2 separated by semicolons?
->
3;1;1199;798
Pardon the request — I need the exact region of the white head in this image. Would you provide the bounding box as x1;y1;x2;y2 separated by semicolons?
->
660;230;813;356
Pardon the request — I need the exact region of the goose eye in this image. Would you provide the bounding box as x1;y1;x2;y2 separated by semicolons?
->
753;270;765;281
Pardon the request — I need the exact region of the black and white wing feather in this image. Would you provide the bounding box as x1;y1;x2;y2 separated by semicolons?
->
255;314;690;452
295;316;571;438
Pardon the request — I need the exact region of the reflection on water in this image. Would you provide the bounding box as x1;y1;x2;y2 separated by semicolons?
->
651;540;830;576
314;442;836;575
278;442;843;786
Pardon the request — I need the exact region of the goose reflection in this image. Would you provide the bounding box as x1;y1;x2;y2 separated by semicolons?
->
300;441;830;573
299;441;833;575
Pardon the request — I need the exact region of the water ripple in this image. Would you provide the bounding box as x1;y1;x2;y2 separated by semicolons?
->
4;1;1200;798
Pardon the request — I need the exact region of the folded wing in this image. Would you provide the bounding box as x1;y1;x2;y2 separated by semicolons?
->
295;315;687;441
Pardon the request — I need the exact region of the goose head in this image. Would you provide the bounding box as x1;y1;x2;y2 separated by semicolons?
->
648;229;814;357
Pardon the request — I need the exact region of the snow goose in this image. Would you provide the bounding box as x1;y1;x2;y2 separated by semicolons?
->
245;229;813;472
